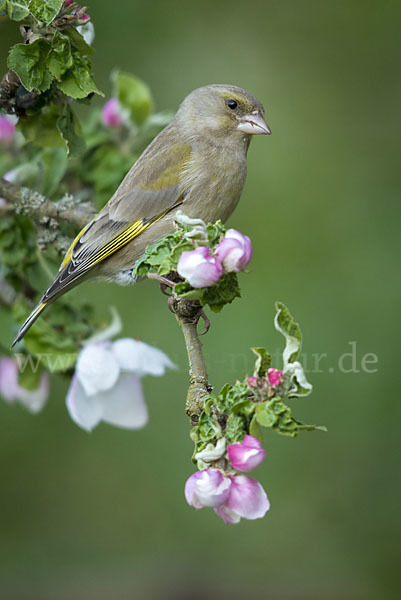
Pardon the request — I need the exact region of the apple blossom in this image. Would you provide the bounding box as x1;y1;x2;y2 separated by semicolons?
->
214;475;270;523
268;367;283;387
177;246;223;288
66;338;175;431
0;357;49;413
101;98;124;128
215;229;252;273
227;434;266;472
185;469;231;508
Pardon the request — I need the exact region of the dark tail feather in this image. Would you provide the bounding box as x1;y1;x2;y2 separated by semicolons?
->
11;300;49;348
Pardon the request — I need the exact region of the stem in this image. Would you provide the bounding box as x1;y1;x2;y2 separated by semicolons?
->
172;298;212;425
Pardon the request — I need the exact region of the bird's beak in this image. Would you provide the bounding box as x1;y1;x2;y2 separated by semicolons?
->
237;112;271;135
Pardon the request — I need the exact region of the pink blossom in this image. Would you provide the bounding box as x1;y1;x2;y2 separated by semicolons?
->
215;474;270;522
101;98;124;128
247;376;259;388
185;469;231;508
177;246;223;288
268;367;283;387
74;8;90;24
215;229;252;273
64;0;74;7
227;435;266;472
0;357;49;413
0;116;16;143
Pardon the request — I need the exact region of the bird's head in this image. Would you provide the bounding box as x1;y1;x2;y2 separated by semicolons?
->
175;84;271;143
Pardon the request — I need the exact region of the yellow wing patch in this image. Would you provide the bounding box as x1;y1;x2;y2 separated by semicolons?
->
61;215;98;269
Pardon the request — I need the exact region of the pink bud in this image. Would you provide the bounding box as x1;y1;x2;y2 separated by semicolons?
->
177;246;223;288
267;368;283;387
64;0;74;7
247;376;259;388
0;116;16;143
101;98;124;128
227;435;266;472
185;469;231;509
77;12;90;23
215;229;252;273
215;474;269;522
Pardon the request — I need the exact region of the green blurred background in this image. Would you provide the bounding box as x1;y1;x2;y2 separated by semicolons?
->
1;1;400;598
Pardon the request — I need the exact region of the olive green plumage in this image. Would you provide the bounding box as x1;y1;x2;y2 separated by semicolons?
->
12;84;270;346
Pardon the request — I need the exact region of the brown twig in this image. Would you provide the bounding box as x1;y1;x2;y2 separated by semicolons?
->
172;298;212;424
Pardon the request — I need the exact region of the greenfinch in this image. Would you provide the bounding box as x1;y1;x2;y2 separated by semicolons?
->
12;84;270;346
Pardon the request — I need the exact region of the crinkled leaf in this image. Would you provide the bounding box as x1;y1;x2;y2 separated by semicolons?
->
206;220;226;246
29;0;63;24
286;360;313;397
224;412;246;445
251;347;271;376
0;1;7;14
8;39;52;92
57;103;85;156
113;71;153;125
6;0;29;21
202;272;240;312
48;31;73;80
274;301;303;365
293;419;327;433
57;53;103;99
256;397;298;437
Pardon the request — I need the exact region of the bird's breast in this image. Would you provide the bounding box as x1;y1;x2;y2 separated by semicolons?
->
180;144;248;224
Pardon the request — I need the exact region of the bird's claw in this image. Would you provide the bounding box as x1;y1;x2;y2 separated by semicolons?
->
193;309;210;335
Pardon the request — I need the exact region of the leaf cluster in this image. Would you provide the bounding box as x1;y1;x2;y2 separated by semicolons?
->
190;303;326;466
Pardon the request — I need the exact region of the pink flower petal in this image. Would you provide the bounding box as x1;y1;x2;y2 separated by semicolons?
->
226;475;270;519
185;469;231;508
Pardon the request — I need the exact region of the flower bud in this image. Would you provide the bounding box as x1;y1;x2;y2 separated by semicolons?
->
247;376;259;388
0;115;16;143
215;474;270;522
227;435;266;472
64;0;74;7
177;246;223;288
101;98;124;128
185;469;231;508
267;367;283;387
215;229;252;273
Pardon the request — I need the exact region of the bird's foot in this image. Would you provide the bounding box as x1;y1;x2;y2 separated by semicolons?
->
192;308;210;335
147;272;176;295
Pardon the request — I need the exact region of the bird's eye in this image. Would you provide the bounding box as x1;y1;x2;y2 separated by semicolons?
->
227;99;238;110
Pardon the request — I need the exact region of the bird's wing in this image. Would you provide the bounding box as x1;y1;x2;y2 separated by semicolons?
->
43;138;192;302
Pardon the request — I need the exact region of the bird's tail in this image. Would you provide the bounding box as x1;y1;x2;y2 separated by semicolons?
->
11;300;49;348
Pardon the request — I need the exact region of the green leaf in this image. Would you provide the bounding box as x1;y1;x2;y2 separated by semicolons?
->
48;31;73;80
18;105;65;148
57;54;103;99
29;0;63;24
202;272;240;312
8;39;52;92
0;1;7;14
6;0;30;21
251;347;271;376
206;221;226;246
57;103;85;156
256;397;298;437
64;28;94;56
0;305;18;350
274;301;303;365
249;413;263;443
286;361;313;397
39;146;68;196
114;71;154;125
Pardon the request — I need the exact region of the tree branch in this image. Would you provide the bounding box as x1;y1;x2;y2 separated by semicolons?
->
172;298;212;425
0;178;96;230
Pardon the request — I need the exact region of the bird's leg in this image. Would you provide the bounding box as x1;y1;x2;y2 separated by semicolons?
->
147;272;176;289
